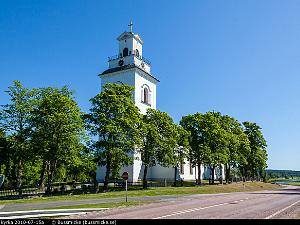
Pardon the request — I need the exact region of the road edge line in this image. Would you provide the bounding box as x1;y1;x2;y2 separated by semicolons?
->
0;208;109;215
265;199;300;219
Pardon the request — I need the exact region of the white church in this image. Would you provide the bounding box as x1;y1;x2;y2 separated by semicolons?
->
96;22;224;183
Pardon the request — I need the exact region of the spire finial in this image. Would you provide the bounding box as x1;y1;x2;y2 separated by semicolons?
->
128;20;133;33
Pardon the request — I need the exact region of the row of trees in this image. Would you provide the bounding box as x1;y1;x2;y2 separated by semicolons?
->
0;81;268;192
0;81;94;193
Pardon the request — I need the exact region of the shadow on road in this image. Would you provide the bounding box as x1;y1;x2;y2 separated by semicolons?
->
249;187;300;195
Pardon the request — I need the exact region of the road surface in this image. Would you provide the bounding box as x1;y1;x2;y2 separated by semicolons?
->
65;185;300;219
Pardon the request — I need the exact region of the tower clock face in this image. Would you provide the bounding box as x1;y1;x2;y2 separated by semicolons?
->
118;60;124;66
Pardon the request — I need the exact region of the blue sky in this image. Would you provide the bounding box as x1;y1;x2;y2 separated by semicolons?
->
1;0;300;170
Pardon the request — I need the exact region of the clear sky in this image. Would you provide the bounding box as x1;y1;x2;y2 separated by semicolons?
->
1;0;299;171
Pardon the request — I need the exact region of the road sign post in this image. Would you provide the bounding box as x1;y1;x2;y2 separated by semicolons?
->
125;180;128;202
122;172;129;202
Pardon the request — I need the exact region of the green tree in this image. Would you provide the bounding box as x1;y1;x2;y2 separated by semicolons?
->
242;121;268;179
84;83;141;191
0;130;8;175
173;125;190;186
139;108;178;189
180;113;209;185
65;144;96;182
202;112;229;184
0;81;33;190
30;86;84;193
220;115;251;183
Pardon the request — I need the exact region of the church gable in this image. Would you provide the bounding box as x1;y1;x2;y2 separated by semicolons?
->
117;31;144;44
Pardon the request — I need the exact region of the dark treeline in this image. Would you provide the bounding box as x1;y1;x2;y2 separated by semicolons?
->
0;81;268;192
266;169;300;179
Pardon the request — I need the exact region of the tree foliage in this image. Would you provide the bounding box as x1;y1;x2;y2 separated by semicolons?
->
0;81;34;189
84;83;141;191
0;80;269;192
180;113;209;184
30;86;85;193
139;108;179;188
220;115;251;183
242;121;268;179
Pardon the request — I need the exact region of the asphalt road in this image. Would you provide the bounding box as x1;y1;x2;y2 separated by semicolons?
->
65;185;300;219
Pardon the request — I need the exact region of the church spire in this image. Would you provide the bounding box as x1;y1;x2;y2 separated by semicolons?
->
128;20;133;33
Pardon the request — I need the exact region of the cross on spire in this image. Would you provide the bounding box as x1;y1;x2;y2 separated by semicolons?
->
128;20;133;33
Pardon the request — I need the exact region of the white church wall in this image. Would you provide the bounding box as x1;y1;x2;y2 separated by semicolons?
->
96;165;106;182
119;39;133;56
202;165;225;180
101;70;135;91
134;70;157;115
96;152;136;183
149;164;176;181
132;38;143;56
134;57;151;73
179;161;196;181
132;152;143;182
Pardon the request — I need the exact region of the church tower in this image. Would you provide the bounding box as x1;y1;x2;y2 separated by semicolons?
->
99;21;159;115
97;22;159;182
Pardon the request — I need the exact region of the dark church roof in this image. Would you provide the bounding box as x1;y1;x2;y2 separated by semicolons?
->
99;64;160;83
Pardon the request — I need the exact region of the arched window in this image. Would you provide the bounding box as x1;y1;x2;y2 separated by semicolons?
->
143;88;148;104
123;48;128;57
141;85;151;105
135;49;139;57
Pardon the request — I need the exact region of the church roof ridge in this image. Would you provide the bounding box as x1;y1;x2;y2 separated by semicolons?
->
99;64;160;83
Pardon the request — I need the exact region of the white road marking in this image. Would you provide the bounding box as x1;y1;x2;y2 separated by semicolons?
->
264;199;300;219
0;212;88;219
0;208;109;215
152;199;248;219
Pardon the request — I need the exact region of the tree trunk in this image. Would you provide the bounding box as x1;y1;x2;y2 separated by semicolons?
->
38;160;47;191
16;159;23;196
211;166;215;185
220;165;224;184
93;172;99;193
143;165;148;189
46;160;57;195
16;159;22;188
228;165;231;183
174;165;178;187
103;160;111;192
225;164;228;184
197;163;202;185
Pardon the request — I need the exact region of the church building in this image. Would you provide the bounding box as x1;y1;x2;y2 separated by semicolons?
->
96;22;224;183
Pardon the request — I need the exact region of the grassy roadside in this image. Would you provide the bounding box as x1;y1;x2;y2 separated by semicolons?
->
0;182;280;205
287;182;300;186
31;200;156;211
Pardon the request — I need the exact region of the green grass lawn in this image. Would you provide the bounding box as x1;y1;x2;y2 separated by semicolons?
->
287;181;300;186
0;182;280;205
31;200;155;211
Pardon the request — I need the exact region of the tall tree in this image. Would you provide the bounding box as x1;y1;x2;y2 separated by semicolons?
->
84;83;141;191
0;130;8;175
202;112;229;184
30;86;84;193
180;113;209;185
220;115;250;183
64;144;96;183
0;81;33;190
139;108;178;189
242;121;268;179
173;125;190;186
